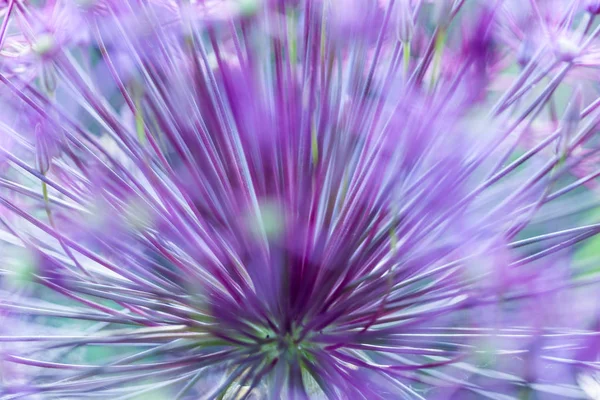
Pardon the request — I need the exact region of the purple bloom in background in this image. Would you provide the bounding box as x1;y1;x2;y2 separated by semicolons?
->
2;0;600;398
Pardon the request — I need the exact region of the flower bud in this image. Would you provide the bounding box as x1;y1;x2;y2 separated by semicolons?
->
32;33;56;56
517;37;535;67
553;36;579;62
564;88;583;126
35;124;51;175
585;0;600;15
434;0;454;28
396;0;414;43
41;65;57;95
558;87;583;157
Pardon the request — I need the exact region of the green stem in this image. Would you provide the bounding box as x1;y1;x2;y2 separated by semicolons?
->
430;29;447;89
403;42;411;78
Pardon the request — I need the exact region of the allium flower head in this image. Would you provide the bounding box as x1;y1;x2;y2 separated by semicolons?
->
2;0;600;398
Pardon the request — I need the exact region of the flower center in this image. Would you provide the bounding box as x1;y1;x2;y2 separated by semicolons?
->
257;326;309;364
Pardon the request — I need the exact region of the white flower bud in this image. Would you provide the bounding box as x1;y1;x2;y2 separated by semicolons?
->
553;36;579;63
32;34;56;56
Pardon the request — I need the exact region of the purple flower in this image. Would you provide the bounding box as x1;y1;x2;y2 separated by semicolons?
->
1;0;600;398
